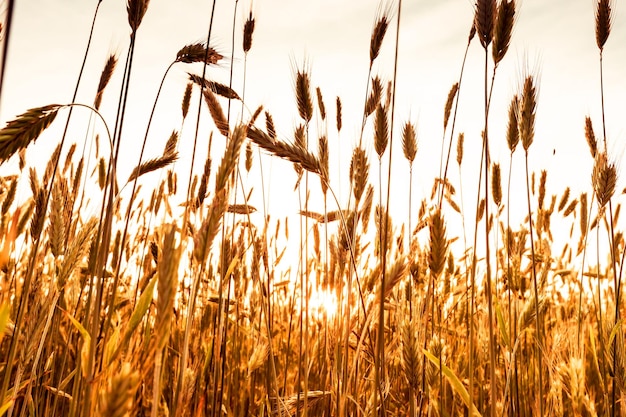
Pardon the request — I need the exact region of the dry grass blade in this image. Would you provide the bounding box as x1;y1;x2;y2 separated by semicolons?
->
0;105;61;164
127;0;150;33
595;0;613;51
94;54;117;110
492;0;515;64
475;0;496;48
428;209;448;277
243;11;256;53
402;121;417;163
443;83;459;130
190;73;240;100
176;42;223;65
128;152;178;182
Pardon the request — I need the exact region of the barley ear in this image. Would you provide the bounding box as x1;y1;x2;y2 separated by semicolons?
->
243;10;256;53
94;54;117;110
506;95;520;153
456;133;464;166
443;83;459;130
374;104;389;158
491;163;502;207
584;116;598;158
518;75;538;152
475;0;496;49
295;67;313;123
593;152;617;210
127;0;150;34
370;6;390;63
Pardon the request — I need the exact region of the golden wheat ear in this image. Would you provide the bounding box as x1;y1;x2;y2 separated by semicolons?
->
0;105;61;164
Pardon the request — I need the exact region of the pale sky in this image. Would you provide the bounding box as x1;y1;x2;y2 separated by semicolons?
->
1;0;625;234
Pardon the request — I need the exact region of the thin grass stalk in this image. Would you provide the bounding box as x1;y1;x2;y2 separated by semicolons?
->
0;1;104;408
0;0;15;113
174;0;218;412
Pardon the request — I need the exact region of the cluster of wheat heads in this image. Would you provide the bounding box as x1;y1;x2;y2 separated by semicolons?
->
0;0;624;416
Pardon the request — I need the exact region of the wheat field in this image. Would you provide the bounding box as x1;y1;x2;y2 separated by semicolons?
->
0;0;624;416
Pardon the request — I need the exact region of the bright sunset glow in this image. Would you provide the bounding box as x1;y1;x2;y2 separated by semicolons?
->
1;1;626;416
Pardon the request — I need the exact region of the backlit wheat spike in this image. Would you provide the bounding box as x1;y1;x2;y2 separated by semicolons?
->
492;0;515;65
127;152;178;182
443;83;459;130
506;94;520;153
401;319;421;390
318;135;329;194
243;10;256;53
247;341;269;377
538;170;547;209
98;362;139;417
127;0;150;33
428;209;448;277
0;105;61;164
580;193;588;234
592;152;617;210
584;116;598;158
202;87;230;137
365;76;383;117
475;0;496;48
374;104;388;158
57;217;98;289
181;82;193;120
350;146;369;202
176;43;222;65
94;54;117;110
163;130;179;156
156;224;180;351
245;141;253;172
336;96;342;132
402;121;417;163
558;187;570;212
370;5;390;64
519;75;538;152
228;204;257;215
295;67;313;123
316;87;326;121
246;126;322;177
595;0;613;51
190;73;240;100
491;163;502;207
563;198;577;218
456;133;464;166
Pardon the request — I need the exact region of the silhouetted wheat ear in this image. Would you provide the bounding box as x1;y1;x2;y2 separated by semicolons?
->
316;87;326;121
491;163;502;206
584;116;598;158
128;152;178;182
202;88;230;137
181;82;193;120
295;68;313;123
127;0;150;33
374;104;388;158
176;43;223;65
370;6;390;64
245;141;253;172
593;152;617;210
336;96;342;132
365;76;383;117
318;135;329;193
596;0;613;51
443;83;459;130
506;94;520;153
402;121;417;163
456;133;464;166
0;105;61;164
243;11;255;53
428;208;448;277
190;73;240;100
518;75;537;152
350;146;369;202
94;54;117;110
475;0;496;48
